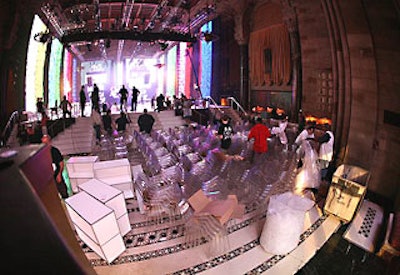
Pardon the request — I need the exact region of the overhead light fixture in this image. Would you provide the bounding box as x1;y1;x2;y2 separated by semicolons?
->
105;38;111;48
200;31;219;43
34;31;52;43
159;42;169;51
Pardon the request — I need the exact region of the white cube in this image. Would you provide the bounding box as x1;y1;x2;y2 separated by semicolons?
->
69;177;92;194
76;227;125;264
66;156;99;193
93;158;134;199
66;156;99;178
65;192;125;263
79;179;131;236
117;213;131;236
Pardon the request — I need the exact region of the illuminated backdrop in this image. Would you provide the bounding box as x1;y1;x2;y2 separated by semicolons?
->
200;21;213;98
25;15;48;112
47;38;63;108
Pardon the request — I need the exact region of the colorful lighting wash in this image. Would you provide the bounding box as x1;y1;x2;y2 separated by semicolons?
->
200;21;213;98
25;15;48;112
63;49;73;101
157;56;165;97
72;58;78;100
166;45;177;98
185;46;193;98
48;38;63;108
177;43;187;97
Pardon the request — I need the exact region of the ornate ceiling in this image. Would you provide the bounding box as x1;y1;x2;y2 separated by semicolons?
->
36;0;223;61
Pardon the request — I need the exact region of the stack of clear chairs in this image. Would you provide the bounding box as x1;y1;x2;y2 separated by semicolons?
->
157;153;178;169
114;135;128;159
239;139;254;160
99;135;114;161
180;152;203;171
173;144;193;158
153;146;169;157
184;213;228;255
135;172;184;224
201;175;227;198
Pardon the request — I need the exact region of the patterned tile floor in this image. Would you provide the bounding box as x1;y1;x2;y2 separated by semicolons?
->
68;131;390;275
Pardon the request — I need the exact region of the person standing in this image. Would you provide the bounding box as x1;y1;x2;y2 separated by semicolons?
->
271;116;289;151
294;124;315;146
297;109;306;134
59;95;72;118
131;86;140;111
41;134;69;199
137;108;155;134
36;97;44;114
91;83;100;110
102;109;113;136
79;85;86;117
317;124;334;181
155;93;165;112
116;111;131;132
248;117;271;165
92;107;102;143
294;124;316;168
118;85;128;111
217;115;233;151
182;95;192;124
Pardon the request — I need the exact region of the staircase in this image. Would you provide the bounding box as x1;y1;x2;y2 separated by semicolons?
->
127;110;186;132
154;110;186;130
51;117;94;155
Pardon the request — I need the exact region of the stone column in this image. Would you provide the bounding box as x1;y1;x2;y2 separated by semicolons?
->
282;0;302;122
234;13;250;111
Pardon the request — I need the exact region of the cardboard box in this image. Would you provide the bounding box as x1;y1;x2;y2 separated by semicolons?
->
188;190;244;225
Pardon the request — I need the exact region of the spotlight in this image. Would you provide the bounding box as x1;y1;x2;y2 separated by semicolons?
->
34;31;51;43
159;42;168;51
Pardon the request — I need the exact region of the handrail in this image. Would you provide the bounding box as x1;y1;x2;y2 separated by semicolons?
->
204;96;224;114
227;97;247;116
47;118;67;138
191;109;208;126
1;111;19;147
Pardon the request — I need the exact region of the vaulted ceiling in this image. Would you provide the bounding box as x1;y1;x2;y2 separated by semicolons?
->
36;0;225;62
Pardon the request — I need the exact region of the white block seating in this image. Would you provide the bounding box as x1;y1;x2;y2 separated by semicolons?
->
79;179;131;236
64;192;125;263
66;156;99;193
93;158;134;199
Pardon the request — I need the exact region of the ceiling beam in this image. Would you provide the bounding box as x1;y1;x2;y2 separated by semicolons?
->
61;30;197;44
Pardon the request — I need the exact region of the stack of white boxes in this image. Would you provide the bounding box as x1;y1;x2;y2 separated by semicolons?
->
65;192;125;263
79;179;131;236
66;156;99;193
93;158;134;199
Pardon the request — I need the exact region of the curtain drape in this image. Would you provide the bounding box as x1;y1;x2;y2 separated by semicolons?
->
249;24;291;86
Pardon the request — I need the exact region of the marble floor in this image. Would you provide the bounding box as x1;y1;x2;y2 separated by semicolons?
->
62;124;389;275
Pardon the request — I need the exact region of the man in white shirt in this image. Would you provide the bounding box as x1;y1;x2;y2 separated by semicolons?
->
294;124;315;168
317;124;334;181
295;124;315;146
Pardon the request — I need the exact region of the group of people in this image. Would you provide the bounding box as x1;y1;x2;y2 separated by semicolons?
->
118;85;141;112
91;107;156;143
216;115;272;165
78;84;142;118
215;112;335;191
